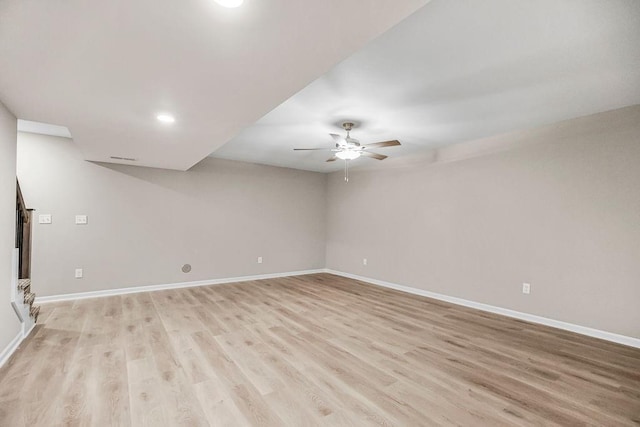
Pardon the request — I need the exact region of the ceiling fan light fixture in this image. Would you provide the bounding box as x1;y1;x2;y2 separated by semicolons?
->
335;150;361;160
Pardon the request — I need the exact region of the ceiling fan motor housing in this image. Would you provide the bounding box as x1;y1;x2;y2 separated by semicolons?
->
347;139;360;146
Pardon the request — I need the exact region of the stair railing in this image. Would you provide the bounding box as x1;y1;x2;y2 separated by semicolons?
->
16;179;33;280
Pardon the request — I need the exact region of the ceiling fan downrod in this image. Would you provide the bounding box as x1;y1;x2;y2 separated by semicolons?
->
342;122;354;142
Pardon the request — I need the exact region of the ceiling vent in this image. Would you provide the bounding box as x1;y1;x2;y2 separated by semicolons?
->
110;156;137;161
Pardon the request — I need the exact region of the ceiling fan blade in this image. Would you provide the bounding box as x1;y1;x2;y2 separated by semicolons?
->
361;151;388;160
364;140;401;148
330;133;347;145
326;156;338;162
293;148;334;151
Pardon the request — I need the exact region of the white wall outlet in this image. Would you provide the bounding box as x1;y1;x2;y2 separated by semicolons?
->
363;258;367;266
38;214;52;224
257;256;263;264
522;282;531;294
75;268;83;279
75;215;88;225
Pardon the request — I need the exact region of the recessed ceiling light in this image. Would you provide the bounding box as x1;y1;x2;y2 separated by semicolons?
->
215;0;243;8
156;114;175;124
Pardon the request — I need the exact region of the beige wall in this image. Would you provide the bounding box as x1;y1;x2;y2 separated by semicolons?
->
17;133;326;297
0;101;21;353
15;106;640;340
326;106;640;339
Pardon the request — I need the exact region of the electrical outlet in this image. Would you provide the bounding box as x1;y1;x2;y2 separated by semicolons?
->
75;268;83;279
75;215;88;225
257;256;263;264
363;258;367;266
39;214;52;224
522;282;531;294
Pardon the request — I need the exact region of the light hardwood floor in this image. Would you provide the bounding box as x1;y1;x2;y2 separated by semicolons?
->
0;273;638;426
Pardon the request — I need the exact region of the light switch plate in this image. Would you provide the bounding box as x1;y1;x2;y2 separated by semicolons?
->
75;215;88;225
39;214;52;224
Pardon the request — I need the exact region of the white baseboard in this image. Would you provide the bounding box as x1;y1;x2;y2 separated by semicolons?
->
0;321;37;369
31;267;640;349
0;332;22;368
35;269;326;304
22;319;36;339
325;269;640;349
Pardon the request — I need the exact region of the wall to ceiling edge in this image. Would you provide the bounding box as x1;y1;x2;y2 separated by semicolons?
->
326;105;640;339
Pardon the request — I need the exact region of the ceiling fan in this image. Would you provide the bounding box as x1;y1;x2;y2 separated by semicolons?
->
293;122;401;181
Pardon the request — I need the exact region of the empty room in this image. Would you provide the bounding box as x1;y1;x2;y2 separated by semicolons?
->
1;0;639;425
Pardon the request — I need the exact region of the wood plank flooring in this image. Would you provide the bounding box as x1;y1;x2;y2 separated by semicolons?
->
0;273;638;426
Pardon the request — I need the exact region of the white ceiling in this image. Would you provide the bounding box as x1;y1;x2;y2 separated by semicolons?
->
212;0;640;172
0;0;428;170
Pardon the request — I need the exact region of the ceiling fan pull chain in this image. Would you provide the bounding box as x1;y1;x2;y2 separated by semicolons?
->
344;159;349;182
